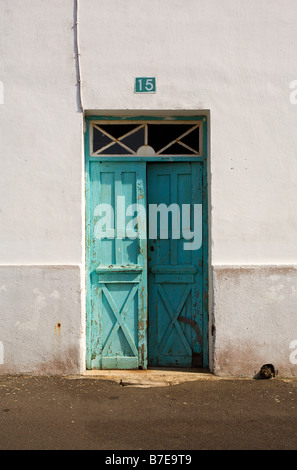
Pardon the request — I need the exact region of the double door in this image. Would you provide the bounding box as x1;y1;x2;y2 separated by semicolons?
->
86;161;206;369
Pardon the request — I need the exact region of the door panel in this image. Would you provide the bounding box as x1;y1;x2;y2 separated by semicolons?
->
87;162;147;369
147;162;203;367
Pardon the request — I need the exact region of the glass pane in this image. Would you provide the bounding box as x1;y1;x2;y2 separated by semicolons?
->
158;142;195;155
98;142;130;155
180;127;199;153
98;124;138;139
93;127;113;153
148;124;193;153
121;127;145;152
92;122;200;156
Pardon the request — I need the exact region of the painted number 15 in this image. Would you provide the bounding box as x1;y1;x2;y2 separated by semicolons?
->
135;77;156;93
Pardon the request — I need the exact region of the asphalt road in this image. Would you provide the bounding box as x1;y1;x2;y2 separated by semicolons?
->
0;375;297;450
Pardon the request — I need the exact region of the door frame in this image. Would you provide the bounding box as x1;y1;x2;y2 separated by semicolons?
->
85;115;209;369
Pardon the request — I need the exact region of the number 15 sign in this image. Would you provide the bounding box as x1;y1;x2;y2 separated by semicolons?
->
134;77;156;93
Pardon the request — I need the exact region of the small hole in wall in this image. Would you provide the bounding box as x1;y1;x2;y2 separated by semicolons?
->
254;363;275;380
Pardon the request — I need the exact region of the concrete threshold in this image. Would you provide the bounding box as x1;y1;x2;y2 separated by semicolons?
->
81;368;220;388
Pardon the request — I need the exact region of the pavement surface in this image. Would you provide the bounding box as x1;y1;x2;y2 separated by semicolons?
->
0;372;297;450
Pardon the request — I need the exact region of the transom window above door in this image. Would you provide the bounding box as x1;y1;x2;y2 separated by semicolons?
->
90;121;202;156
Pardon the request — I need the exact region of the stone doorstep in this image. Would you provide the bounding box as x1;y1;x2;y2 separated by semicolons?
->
81;368;220;388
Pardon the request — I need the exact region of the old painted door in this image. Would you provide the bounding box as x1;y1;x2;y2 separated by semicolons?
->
86;161;147;369
147;162;203;367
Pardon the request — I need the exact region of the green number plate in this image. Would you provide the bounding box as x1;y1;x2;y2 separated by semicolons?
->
135;77;156;93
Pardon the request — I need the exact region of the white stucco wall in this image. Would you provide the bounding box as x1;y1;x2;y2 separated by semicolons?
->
0;0;84;374
0;0;297;375
0;0;83;265
79;0;297;265
0;266;83;375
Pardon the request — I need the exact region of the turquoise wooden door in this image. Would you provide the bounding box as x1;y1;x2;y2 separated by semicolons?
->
86;162;147;369
147;162;204;367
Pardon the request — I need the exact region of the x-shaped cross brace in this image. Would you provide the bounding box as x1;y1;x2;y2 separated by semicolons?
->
101;284;139;357
157;284;192;356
